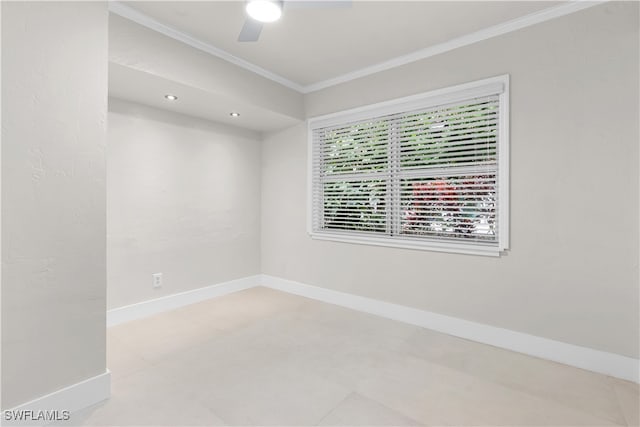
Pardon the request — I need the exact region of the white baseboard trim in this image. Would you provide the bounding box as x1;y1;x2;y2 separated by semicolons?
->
260;274;640;384
107;275;261;327
2;371;111;427
102;272;639;383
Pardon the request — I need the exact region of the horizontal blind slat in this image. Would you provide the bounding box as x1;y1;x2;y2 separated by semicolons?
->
311;90;502;246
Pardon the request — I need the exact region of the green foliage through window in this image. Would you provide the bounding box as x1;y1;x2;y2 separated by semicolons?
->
312;93;502;246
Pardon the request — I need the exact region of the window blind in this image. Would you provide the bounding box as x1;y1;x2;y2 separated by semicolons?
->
309;77;508;255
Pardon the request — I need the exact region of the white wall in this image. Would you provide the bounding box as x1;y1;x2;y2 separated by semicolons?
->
107;99;261;309
261;2;640;359
1;2;108;409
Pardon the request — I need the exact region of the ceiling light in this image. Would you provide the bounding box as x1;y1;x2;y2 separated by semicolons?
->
246;0;282;23
164;94;178;101
230;112;240;117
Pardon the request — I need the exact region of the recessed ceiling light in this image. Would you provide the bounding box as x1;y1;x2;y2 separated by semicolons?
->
230;112;240;117
164;94;178;101
246;0;282;23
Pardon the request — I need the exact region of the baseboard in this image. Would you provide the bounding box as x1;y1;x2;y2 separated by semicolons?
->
107;275;261;327
260;274;640;384
2;371;111;427
103;272;639;383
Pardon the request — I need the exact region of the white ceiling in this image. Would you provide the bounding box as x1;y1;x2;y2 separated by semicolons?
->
108;63;301;132
108;0;592;132
122;1;561;87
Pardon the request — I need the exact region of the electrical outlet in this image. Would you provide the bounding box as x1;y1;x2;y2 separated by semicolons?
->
152;273;163;289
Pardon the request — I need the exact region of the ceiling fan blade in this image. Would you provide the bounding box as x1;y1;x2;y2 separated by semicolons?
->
238;18;264;42
284;0;352;10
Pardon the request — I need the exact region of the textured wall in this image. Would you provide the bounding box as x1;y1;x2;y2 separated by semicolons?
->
1;2;108;408
107;99;261;309
262;3;640;358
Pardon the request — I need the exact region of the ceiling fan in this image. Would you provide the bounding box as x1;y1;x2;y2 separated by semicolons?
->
238;0;352;42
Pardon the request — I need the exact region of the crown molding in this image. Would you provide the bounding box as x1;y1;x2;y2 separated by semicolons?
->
109;1;607;95
304;0;607;92
108;1;306;93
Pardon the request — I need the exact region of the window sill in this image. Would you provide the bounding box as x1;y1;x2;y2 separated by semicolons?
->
309;231;505;257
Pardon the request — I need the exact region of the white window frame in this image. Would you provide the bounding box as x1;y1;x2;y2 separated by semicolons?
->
307;75;510;256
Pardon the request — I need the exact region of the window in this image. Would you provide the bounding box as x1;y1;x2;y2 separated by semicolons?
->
308;76;509;256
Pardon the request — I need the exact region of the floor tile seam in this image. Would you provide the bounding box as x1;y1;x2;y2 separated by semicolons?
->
350;391;427;427
353;386;454;426
611;382;636;427
107;336;157;382
354;360;625;427
401;344;627;425
313;390;357;426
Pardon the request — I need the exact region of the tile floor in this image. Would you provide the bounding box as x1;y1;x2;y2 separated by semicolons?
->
63;287;638;426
